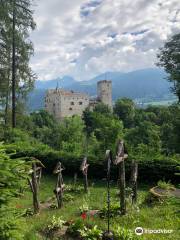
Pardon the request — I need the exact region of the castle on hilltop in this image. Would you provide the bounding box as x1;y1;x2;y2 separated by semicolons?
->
45;80;112;120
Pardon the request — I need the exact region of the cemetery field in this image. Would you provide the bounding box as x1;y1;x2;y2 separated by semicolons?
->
11;175;179;240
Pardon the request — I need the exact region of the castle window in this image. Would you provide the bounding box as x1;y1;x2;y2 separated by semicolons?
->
71;102;74;105
53;103;55;106
79;101;83;105
69;107;73;111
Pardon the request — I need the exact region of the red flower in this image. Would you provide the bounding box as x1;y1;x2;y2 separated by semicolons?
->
81;212;87;220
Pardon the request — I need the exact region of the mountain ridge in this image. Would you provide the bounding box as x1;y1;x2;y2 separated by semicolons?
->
28;68;174;111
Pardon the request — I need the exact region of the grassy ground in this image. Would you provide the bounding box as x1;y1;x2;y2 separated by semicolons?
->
12;176;179;240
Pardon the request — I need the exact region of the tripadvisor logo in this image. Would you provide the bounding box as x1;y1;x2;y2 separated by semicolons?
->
135;227;173;235
135;227;144;235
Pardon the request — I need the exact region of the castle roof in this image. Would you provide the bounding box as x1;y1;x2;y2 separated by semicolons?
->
46;89;89;97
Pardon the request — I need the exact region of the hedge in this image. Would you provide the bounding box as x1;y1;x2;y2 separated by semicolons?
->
5;142;180;183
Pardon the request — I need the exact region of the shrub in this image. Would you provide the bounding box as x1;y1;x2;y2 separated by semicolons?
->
79;200;89;213
79;225;103;240
3;141;179;182
47;216;65;231
114;227;138;240
67;219;84;237
100;202;120;218
157;180;174;190
63;193;74;202
0;144;31;239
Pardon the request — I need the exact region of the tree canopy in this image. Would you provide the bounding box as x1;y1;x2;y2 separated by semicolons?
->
157;33;180;102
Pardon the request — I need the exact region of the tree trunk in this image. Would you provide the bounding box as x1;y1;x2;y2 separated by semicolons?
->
74;172;77;186
12;0;16;128
130;161;138;204
5;91;9;126
5;74;10;126
119;161;126;215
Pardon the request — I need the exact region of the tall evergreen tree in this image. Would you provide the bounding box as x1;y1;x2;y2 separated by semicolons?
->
0;0;36;127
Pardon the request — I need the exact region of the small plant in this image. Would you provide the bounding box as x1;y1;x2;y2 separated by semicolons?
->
79;225;103;240
65;184;84;193
49;203;57;209
157;180;174;190
22;208;34;217
47;215;65;231
79;200;89;213
114;227;135;240
67;219;84;237
63;193;74;202
100;202;120;218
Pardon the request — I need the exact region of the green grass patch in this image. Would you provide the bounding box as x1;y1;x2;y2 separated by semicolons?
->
12;176;179;240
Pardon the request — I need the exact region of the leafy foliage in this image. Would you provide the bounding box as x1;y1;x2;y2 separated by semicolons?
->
47;215;65;231
114;227;137;240
79;225;103;240
0;144;30;239
157;33;180;101
157;180;174;190
114;98;135;128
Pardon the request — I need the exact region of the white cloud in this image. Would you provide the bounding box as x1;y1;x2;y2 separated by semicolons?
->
30;0;180;81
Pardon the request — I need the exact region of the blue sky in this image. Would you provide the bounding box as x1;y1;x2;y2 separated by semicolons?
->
30;0;180;81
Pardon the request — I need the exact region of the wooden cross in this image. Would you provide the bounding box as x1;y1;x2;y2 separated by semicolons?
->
114;140;128;215
130;160;138;204
80;157;89;193
28;161;44;214
114;140;128;165
53;162;65;208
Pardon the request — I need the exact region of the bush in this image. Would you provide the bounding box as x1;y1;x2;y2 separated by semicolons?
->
79;225;103;240
114;227;138;240
157;180;174;190
3;141;179;182
0;144;30;239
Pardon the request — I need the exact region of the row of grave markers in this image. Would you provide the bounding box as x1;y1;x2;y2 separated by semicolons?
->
28;140;138;218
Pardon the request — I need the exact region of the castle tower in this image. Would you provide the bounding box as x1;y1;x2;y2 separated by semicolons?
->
97;80;112;109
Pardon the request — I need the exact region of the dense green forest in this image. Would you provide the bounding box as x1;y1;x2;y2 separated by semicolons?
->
1;99;180;179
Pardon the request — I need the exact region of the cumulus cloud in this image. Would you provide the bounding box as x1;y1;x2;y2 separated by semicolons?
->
30;0;180;80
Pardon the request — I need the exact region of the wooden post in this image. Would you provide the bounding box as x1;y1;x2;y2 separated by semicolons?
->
114;140;128;215
130;160;138;204
80;157;89;193
119;161;126;215
53;162;65;208
28;163;42;214
74;172;77;186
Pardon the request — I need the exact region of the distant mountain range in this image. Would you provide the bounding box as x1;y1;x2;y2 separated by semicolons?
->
27;68;174;111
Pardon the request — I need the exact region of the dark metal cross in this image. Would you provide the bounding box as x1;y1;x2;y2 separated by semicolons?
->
105;150;113;235
102;150;114;240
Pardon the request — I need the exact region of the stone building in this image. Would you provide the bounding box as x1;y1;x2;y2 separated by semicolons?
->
45;80;112;120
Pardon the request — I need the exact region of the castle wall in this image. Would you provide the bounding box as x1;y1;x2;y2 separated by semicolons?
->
45;80;112;120
45;89;89;120
59;93;89;118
